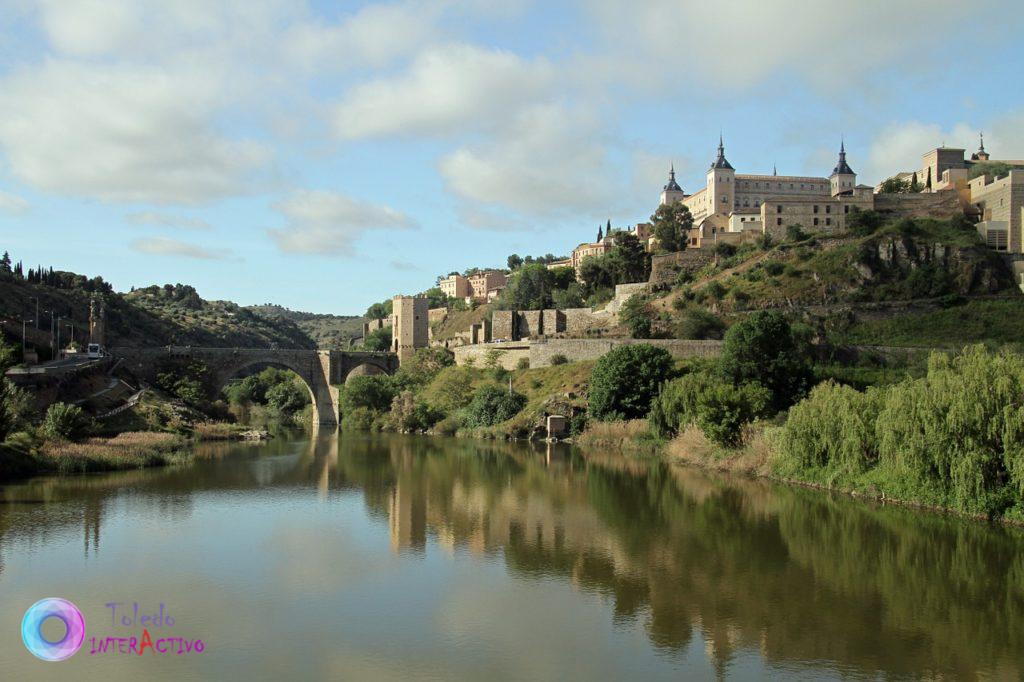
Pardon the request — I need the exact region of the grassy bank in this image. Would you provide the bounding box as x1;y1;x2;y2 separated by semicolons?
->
0;431;191;479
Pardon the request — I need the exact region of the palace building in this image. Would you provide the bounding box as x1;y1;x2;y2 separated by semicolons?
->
659;136;875;248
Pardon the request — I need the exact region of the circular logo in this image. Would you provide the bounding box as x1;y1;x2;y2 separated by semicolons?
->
21;598;85;662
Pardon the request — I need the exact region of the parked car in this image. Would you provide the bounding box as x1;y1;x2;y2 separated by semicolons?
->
87;343;105;359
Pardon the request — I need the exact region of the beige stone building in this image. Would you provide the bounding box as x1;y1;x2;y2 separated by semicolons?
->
467;271;507;302
659;136;875;249
391;295;428;363
438;273;472;299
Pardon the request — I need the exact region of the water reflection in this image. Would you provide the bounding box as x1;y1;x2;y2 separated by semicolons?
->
1;432;1023;679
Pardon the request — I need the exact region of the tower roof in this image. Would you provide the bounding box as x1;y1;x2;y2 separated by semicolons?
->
831;140;855;176
710;134;734;170
663;163;683;192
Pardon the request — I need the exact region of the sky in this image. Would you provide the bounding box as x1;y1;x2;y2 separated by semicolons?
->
0;0;1022;316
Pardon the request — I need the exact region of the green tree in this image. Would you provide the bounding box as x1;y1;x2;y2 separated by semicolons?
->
421;287;448;309
909;172;921;192
365;299;393;320
42;402;89;441
341;375;396;414
675;308;725;340
364;326;392;352
649;202;694;253
968;161;1014;180
718;310;812;411
879;177;911;194
608;232;650;283
588;344;674;421
463;385;527;427
620;296;652;339
507;254;523;270
501;262;555;310
266;380;309;414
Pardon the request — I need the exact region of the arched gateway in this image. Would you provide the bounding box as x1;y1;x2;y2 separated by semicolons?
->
110;346;399;426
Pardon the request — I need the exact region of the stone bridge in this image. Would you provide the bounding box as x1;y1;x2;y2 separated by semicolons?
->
110;346;399;426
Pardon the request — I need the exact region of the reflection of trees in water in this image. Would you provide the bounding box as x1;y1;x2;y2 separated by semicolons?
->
2;432;1023;678
337;435;1024;679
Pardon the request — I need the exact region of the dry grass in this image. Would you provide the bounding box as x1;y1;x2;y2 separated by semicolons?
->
193;422;246;441
665;423;778;476
39;431;189;474
575;420;660;452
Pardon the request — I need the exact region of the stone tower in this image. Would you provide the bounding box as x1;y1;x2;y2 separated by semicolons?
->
706;134;735;215
88;295;106;346
391;295;428;364
830;140;857;196
659;164;686;206
971;132;990;162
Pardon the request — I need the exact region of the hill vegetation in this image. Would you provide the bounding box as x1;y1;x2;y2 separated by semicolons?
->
246;304;363;349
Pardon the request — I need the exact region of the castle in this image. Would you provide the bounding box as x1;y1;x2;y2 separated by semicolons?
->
659;136;875;248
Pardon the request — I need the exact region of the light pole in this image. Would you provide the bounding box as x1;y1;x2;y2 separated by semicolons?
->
22;317;33;357
56;315;62;358
30;296;39;331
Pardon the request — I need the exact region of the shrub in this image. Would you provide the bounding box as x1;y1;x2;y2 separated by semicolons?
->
428;366;476;413
395;347;454;388
786;224;809;242
516;357;530;370
693;381;771;447
42;402;90;441
265;380;309;414
675;308;725;340
620;296;652;339
714;243;736;258
0;379;31;442
363;326;392;352
463;385;527;427
388;391;444;432
340;375;396;414
549;354;568;365
649;371;770;446
763;261;785;277
341;406;378;431
718;310;812;411
588;344;674;421
705;281;727;301
846;209;884;236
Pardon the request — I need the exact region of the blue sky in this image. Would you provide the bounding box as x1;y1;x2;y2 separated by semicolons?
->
0;0;1022;315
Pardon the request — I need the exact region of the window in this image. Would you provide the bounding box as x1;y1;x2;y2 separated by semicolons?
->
722;195;727;203
776;205;783;213
825;205;831;214
790;183;794;189
776;218;782;226
825;218;831;226
844;205;850;214
813;218;819;226
755;200;760;207
813;205;819;214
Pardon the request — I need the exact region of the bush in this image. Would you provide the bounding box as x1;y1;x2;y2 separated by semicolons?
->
549;354;568;365
516;357;530;370
463;385;528;427
620;296;652;339
786;224;809;242
395;347;454;388
763;261;785;277
588;344;674;421
649;371;770;446
718;310;812;411
675;308;725;340
42;402;90;441
705;281;727;301
265;381;309;414
0;379;31;442
340;375;396;414
846;210;884;236
714;243;736;258
388;391;444;432
341;406;379;431
363;326;392;352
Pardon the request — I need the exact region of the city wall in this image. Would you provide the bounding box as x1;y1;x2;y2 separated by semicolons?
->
453;338;723;369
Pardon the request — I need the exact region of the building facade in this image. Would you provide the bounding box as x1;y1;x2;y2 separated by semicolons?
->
467;271;507;302
439;274;472;299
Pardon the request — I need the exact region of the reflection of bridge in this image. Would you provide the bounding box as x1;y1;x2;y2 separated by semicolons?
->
111;346;399;425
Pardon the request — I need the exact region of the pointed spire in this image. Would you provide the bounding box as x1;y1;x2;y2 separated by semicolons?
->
772;163;777;176
711;133;733;170
663;162;682;192
979;131;986;153
831;138;854;176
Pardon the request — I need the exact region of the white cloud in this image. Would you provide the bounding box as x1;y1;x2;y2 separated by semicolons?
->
439;104;619;227
268;190;415;255
863;111;1024;183
0;189;29;213
580;0;1006;91
126;211;212;230
332;44;555;139
0;61;271;204
130;236;231;260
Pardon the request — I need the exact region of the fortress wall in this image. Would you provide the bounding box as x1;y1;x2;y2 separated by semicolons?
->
528;338;723;367
874;189;962;218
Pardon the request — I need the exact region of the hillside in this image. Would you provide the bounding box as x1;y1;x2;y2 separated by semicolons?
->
246;304;364;349
0;273;316;352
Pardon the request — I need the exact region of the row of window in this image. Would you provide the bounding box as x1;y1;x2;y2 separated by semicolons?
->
739;180;829;191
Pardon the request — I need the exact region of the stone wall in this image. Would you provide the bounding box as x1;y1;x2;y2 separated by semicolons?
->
542;309;564;335
455;338;723;369
649;251;714;287
452;343;531;370
518;310;542;338
874;189;962;219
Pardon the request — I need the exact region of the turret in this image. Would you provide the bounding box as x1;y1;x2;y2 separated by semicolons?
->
706;134;735;213
659;164;685;206
830;140;856;196
971;132;990;162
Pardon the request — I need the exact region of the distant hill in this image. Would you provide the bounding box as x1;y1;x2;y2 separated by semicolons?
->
0;272;316;352
246;304;365;350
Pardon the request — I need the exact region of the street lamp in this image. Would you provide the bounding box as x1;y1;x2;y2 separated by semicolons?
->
29;296;39;331
22;317;33;356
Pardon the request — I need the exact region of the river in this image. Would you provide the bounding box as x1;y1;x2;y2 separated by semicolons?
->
1;431;1022;680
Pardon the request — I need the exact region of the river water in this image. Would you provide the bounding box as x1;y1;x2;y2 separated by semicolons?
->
1;432;1022;680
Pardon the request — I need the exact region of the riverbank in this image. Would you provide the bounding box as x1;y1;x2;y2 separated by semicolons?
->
0;422;271;480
